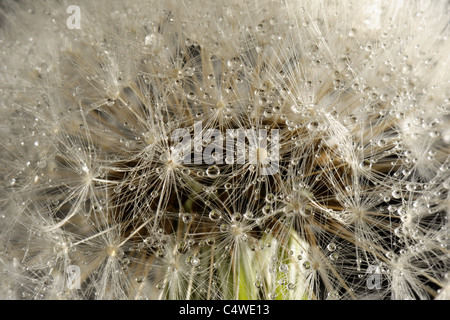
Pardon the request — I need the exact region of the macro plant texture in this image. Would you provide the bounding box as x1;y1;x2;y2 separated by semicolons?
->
0;0;449;300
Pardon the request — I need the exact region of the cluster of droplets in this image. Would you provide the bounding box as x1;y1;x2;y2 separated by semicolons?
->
0;0;449;300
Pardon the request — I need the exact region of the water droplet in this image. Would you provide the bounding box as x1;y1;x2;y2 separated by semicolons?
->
188;255;200;266
329;252;339;261
144;34;160;48
244;211;254;220
209;210;222;221
385;251;395;259
327;243;337;252
279;263;289;273
187;92;196;100
206;165;220;178
443;178;450;189
232;212;242;222
265;193;275;203
206;237;215;246
220;224;229;232
156;249;165;258
291;104;302;113
307;121;319;131
177;241;189;254
391;189;401;199
377;139;386;147
182;213;192;224
262;205;271;215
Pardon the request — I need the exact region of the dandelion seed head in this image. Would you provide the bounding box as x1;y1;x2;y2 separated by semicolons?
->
1;0;449;300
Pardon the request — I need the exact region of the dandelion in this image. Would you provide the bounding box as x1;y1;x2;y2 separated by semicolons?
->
0;0;449;300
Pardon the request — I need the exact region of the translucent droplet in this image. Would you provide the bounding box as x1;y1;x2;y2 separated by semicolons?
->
184;67;195;77
265;193;275;203
189;256;200;266
182;213;192;224
429;131;440;138
206;165;220;178
232;212;242;222
220;224;229;232
307;121;319;131
177;241;189;254
187;92;196;100
206;237;215;246
443;178;450;189
391;189;401;199
279;263;289;273
156;249;165;258
327;243;336;252
329;252;339;261
303;261;311;270
209;210;222;221
262;205;271;215
385;251;395;259
135;276;145;283
144;34;160;48
151;190;159;198
377;139;386;147
402;64;412;74
244;211;254;220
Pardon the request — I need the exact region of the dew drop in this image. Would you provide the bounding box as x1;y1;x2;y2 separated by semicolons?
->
377;139;387;147
443;178;450;190
265;193;275;203
329;252;339;261
209;210;222;221
244;211;254;220
391;189;401;199
187;92;196;100
220;224;229;232
177;241;189;254
206;237;215;246
279;263;289;273
206;165;220;178
327;243;337;252
182;213;192;224
135;276;145;284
